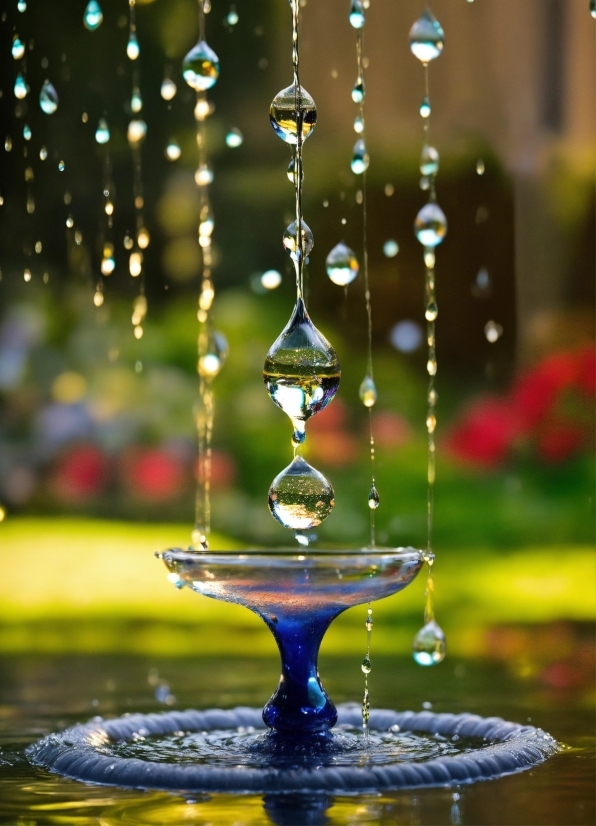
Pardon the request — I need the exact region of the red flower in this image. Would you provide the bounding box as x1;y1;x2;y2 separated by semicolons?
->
537;421;585;463
371;411;412;449
445;398;520;467
52;445;108;500
123;447;185;501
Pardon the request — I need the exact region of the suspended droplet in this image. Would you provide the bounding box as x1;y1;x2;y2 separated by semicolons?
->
129;251;143;277
198;201;214;239
66;215;74;228
194;98;212;121
419;96;431;118
17;0;27;11
349;0;366;29
591;0;596;18
270;84;317;144
131;87;142;113
138;228;150;249
476;158;485;175
195;164;214;186
14;73;28;100
414;202;448;247
161;77;177;100
23;268;32;282
353;115;364;134
426;414;436;434
23;124;31;140
359;375;377;408
127;32;140;61
383;239;399;258
131;295;147;326
286;155;304;185
182;40;220;91
26;194;35;214
95;118;110;144
165;138;181;161
93;289;104;307
39;79;58;114
419;176;431;191
351;139;369;174
264;297;340;431
420;145;439;176
4;137;12;152
12;36;25;60
326;242;359;286
227;6;239;25
58;160;65;172
361;655;371;674
484;320;503;343
424;248;435;268
268;455;335;530
368;483;380;510
283;219;314;262
127;119;147;146
409;10;444;64
225;127;243;147
101;256;115;275
412;620;446;666
83;0;103;30
425;300;438;322
198;331;229;378
261;269;282;290
24;166;34;182
351;79;365;103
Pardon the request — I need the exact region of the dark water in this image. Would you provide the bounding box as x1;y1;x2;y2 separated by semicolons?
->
0;639;593;825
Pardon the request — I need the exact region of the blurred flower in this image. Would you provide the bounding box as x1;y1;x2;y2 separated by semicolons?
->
121;447;186;501
537;421;585;464
307;401;358;466
371;411;412;449
51;445;108;501
446;398;521;467
195;450;236;489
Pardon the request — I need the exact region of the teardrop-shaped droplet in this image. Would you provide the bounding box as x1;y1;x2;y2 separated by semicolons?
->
95;117;110;144
127;119;147;146
349;0;366;29
409;10;444;64
199;201;215;238
361;655;371;674
198;331;229;378
165;138;181;161
161;77;177;100
14;73;27;100
225;127;243;147
270;83;317;145
84;0;103;30
4;137;12;152
351;139;369;174
412;620;446;666
18;0;27;11
39;145;47;160
182;40;220;91
351;79;365;103
476;158;485;175
591;0;596;19
283;219;314;262
359;375;377;408
420;145;439;176
264;297;341;429
353;114;364;134
227;6;239;25
12;37;25;60
131;87;142;113
39;79;58;115
127;32;140;61
419;96;431;118
268;455;335;530
23;124;31;141
326;242;359;286
368;483;380;510
425;300;438;322
286;155;304;185
415;202;447;248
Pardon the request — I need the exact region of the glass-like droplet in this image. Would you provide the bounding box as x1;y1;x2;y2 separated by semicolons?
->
591;0;596;19
425;300;438;322
264;297;340;431
39;145;47;160
409;10;444;64
12;37;25;60
182;40;220;91
351;139;369;175
5;137;12;152
359;375;377;408
39;79;58;114
268;455;334;530
286;156;304;185
198;331;229;378
351;79;365;103
23;124;31;140
58;160;66;172
412;620;446;666
270;84;317;145
420;145;439;176
353;115;364;134
84;0;103;30
95;117;110;144
131;88;142;113
283;219;313;262
383;239;399;258
415;202;448;248
368;484;380;510
18;0;27;11
161;77;177;100
476;158;485;175
165;138;181;161
349;0;365;29
419;96;431;118
127;32;140;61
127;119;147;146
225;127;243;147
326;242;359;286
361;655;371;674
484;320;503;343
227;6;239;25
14;73;27;100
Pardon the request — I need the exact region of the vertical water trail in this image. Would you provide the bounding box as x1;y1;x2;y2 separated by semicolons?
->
292;0;304;301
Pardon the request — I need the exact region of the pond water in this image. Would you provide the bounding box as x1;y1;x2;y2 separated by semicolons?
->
0;635;593;825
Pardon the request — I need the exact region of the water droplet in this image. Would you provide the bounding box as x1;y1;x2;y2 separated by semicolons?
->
182;40;220;91
14;73;28;100
165;138;181;161
359;375;377;407
472;267;491;298
351;79;365;103
264;297;340;430
101;255;115;275
95;118;110;144
58;160;65;171
383;239;399;258
286;155;304;185
591;0;596;18
326;242;359;286
415;202;447;247
476;158;485;175
270;84;317;144
268;455;335;530
283;219;314;262
385;183;394;197
484;320;503;343
17;0;27;11
124;235;134;250
66;214;74;228
138;228;150;250
127;119;147;146
23;124;31;140
84;0;103;30
261;269;282;290
361;655;371;674
23;268;31;282
24;166;33;182
195;164;214;186
93;289;104;307
131;87;142;113
127;32;140;61
5;137;12;152
129;251;142;277
419;96;431;118
227;6;238;25
225;127;243;147
349;0;365;29
420;145;439;176
425;300;438;322
424;249;435;268
353;115;364;134
351;139;369;174
198;331;228;378
161;77;177;100
420;176;431;191
409;10;444;64
413;620;446;665
12;37;25;60
426;414;436;434
368;483;380;510
39;79;58;114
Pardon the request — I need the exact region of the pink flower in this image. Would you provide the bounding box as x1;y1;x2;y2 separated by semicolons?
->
122;447;185;501
52;445;108;500
445;398;520;467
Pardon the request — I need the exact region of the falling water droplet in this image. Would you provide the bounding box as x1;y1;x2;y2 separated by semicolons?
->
225;127;243;147
351;139;369;174
12;36;25;59
353;114;364;134
419;96;431;118
415;203;448;247
359;375;377;407
227;5;238;25
5;137;12;152
161;77;177;100
129;251;142;277
84;0;103;30
182;40;220;91
127;32;140;60
383;239;399;258
286;155;304;185
58;160;65;171
39;79;58;114
264;297;340;431
420;145;439;176
351;79;365;103
368;484;380;510
361;655;371;674
17;0;27;11
349;0;366;29
23;124;31;140
165;138;181;161
283;219;314;262
270;84;317;144
425;300;438;322
127;119;147;146
268;455;335;530
326;242;359;286
131;87;142;113
476;158;485;175
198;331;229;378
484;320;503;343
409;10;444;63
14;73;28;100
591;0;596;18
95;118;110;144
413;620;446;665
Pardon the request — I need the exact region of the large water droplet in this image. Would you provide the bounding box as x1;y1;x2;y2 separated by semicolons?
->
351;139;369;174
127;32;140;60
412;620;446;665
419;96;431;118
165;138;181;161
420;145;439;176
161;77;177;100
264;297;340;431
368;483;380;509
326;242;359;286
39;79;58;114
409;10;444;64
84;0;103;30
270;84;317;145
352;79;365;103
95;117;110;144
268;455;334;530
349;0;366;29
359;375;377;407
182;40;220;91
198;331;228;378
14;73;27;100
283;219;314;262
12;37;25;60
414;202;448;247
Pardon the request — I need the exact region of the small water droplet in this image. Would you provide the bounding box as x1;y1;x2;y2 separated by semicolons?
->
270;84;317;144
419;96;431;118
384;183;394;197
426;414;436;434
127;119;147;146
484;320;503;343
261;269;282;290
413;620;446;665
349;0;366;29
425;300;438;322
182;40;220;91
12;36;25;60
195;164;214;186
24;268;32;282
14;73;28;100
5;137;12;152
225;127;243;147
424;249;435;268
93;289;104;307
351;139;369;174
84;0;103;30
476;158;485;175
66;214;74;228
129;252;142;277
127;32;140;61
95;118;110;144
420;144;439;176
326;242;359;286
17;0;27;11
359;375;377;408
268;455;335;530
361;655;371;674
131;87;142;113
409;10;444;64
353;114;364;134
23;124;31;141
165;138;181;161
161;77;177;100
383;239;399;258
368;484;380;510
58;159;65;171
198;331;228;378
415;202;447;247
226;5;238;25
283;219;313;262
351;78;365;103
39;79;58;114
286;155;304;185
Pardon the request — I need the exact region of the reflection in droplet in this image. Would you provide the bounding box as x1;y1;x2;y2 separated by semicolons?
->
198;331;229;378
352;79;365;103
484;320;503;343
419;96;431;118
84;0;103;30
283;219;314;262
326;242;359;286
420;145;439;176
95;118;110;144
161;77;177;100
225;127;243;147
368;484;380;509
383;239;399;258
351;139;369;174
413;620;446;666
349;0;366;29
39;79;58;114
286;156;304;185
127;32;140;61
14;73;28;100
182;40;220;91
268;455;334;530
12;37;25;60
165;138;181;161
409;10;444;64
414;202;448;247
270;84;317;144
359;375;377;408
